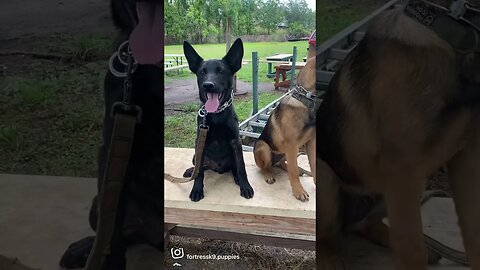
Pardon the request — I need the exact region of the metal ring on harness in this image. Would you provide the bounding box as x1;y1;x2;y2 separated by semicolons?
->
108;41;138;78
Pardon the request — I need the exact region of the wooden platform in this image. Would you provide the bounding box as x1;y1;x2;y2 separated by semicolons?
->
0;158;469;270
164;147;316;237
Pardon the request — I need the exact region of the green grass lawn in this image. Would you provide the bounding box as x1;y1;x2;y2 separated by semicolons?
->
317;0;383;42
165;41;309;83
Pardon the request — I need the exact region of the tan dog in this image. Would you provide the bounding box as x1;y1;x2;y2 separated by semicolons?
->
316;0;480;269
254;56;317;201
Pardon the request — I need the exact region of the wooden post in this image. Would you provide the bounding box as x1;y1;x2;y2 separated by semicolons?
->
252;51;259;114
290;46;297;90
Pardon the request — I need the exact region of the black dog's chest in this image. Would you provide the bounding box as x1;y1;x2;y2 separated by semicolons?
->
202;124;235;172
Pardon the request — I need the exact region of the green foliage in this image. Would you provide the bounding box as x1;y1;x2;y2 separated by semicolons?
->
256;0;283;35
287;22;310;38
165;0;315;44
49;34;113;61
0;125;20;148
284;0;315;28
14;78;57;106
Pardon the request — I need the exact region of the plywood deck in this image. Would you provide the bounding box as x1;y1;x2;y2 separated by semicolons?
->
164;147;315;219
164;147;316;235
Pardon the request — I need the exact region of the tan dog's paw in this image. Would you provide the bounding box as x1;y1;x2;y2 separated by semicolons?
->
264;174;276;184
292;186;309;202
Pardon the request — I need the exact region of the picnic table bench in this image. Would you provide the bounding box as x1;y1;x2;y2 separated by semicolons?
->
164;53;185;66
164;54;187;74
266;53;294;78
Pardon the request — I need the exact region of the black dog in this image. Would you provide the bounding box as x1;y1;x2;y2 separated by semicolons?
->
59;1;164;269
182;38;254;202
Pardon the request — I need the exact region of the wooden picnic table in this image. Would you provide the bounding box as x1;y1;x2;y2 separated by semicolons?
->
274;61;307;90
266;54;293;78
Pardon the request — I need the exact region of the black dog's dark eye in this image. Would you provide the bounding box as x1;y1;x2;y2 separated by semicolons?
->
217;68;224;73
200;69;206;75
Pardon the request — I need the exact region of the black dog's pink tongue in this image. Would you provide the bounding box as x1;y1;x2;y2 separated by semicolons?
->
129;2;163;65
205;93;220;113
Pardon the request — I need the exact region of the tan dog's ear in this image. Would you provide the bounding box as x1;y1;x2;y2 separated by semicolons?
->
296;56;316;91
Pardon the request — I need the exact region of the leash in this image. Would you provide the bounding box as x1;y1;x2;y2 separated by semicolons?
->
164;121;209;183
164;90;234;183
85;41;141;270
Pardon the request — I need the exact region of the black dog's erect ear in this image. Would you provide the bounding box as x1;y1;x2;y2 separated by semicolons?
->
223;38;244;74
183;41;204;74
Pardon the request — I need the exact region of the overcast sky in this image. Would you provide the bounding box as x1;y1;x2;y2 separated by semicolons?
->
306;0;315;11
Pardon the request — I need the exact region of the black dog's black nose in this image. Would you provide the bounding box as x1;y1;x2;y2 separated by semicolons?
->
202;82;215;90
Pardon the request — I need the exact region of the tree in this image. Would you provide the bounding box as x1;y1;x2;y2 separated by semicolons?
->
256;0;283;35
284;0;315;30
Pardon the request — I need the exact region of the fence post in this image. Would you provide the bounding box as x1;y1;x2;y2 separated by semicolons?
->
290;46;297;90
252;51;259;115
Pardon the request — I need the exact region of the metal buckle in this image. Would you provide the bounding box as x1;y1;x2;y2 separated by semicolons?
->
447;0;480;32
448;0;468;19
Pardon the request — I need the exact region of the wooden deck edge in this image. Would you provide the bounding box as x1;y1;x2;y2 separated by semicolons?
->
167;225;316;250
164;202;315;220
165;208;316;235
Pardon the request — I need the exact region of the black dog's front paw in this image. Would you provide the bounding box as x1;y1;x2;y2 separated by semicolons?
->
183;167;194;178
59;236;95;269
189;187;204;202
240;184;254;199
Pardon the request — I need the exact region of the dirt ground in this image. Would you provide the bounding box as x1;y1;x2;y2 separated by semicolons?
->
0;1;112;40
165;78;276;104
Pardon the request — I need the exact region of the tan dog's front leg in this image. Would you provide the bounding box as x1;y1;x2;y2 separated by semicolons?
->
253;140;276;184
306;134;316;184
447;124;480;269
317;158;346;269
384;174;427;270
285;147;308;201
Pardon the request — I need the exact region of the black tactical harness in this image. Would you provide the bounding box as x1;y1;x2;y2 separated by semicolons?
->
404;0;480;54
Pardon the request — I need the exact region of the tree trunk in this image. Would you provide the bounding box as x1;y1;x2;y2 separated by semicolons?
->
225;17;232;53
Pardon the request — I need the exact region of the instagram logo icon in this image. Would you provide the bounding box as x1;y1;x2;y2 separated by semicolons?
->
171;247;185;259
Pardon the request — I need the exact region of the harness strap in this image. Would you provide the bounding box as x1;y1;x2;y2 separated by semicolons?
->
164;122;209;183
85;113;137;270
405;0;480;54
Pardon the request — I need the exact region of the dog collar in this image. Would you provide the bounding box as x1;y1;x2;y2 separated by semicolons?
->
198;89;234;117
291;85;316;113
404;0;480;54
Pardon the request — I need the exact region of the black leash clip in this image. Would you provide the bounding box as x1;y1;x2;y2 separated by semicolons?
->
109;41;142;123
108;41;138;78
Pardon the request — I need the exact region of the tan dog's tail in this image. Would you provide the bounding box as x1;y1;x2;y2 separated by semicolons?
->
164;173;194;183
